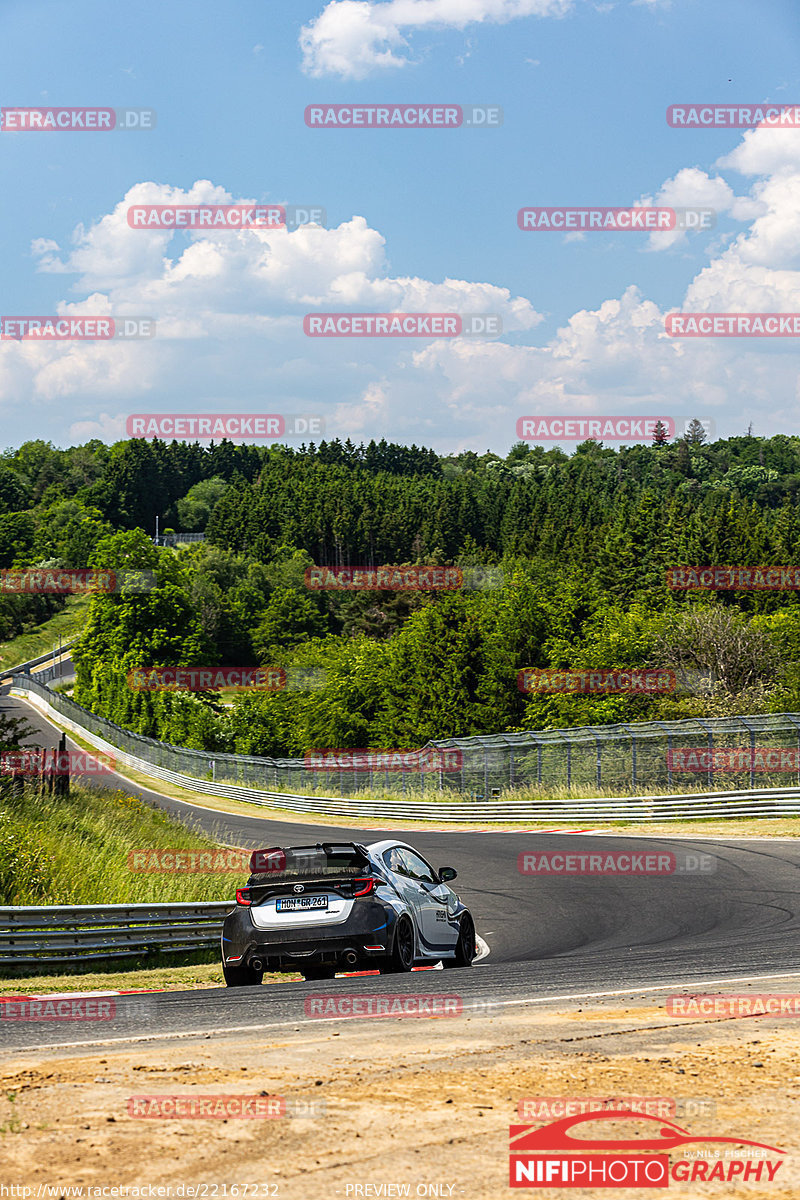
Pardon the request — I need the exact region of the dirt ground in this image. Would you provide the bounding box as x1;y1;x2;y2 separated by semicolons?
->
0;987;797;1198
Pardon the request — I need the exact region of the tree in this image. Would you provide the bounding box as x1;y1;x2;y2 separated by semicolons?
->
251;588;328;659
0;467;31;514
652;420;669;447
653;606;782;694
176;477;228;531
32;500;112;566
0;512;35;567
684;419;709;446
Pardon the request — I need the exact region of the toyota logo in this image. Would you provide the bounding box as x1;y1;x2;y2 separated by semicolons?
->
293;884;305;893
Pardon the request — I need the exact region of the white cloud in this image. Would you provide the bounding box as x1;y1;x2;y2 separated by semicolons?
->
300;0;571;78
407;126;800;445
4;123;800;452
2;181;541;446
639;166;757;251
68;412;129;442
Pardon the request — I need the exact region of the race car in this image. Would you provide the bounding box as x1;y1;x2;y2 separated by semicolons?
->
221;839;476;985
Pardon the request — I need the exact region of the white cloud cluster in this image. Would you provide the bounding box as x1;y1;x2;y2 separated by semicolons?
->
410;130;800;446
300;0;571;78
1;180;540;445
2;125;800;451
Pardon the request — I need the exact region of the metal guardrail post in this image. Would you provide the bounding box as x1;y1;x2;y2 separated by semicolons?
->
693;717;714;790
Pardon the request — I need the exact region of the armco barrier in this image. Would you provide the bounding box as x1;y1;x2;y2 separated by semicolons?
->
0;902;232;967
9;676;800;822
1;639;77;678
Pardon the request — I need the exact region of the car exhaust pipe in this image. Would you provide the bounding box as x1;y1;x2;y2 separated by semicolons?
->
250;958;264;972
342;949;359;967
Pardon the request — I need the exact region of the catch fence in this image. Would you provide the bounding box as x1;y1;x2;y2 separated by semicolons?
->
10;673;800;801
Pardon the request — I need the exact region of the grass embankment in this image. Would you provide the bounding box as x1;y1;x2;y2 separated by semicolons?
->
0;782;241;906
0;781;293;985
0;594;90;673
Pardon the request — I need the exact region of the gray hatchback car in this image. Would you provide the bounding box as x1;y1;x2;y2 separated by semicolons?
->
221;839;476;984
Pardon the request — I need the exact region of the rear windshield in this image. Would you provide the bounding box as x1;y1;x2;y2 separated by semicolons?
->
249;844;369;883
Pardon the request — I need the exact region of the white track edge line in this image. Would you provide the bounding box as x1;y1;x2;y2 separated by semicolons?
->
6;969;800;1055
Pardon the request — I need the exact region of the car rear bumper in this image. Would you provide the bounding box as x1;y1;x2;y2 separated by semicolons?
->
222;901;392;970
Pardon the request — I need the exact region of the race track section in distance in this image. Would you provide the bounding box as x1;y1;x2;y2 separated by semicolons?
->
1;688;799;1052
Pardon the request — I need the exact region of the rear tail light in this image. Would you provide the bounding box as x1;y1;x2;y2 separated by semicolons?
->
236;887;252;906
353;877;375;896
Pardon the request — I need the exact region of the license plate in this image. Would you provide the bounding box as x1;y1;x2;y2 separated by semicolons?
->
276;895;328;912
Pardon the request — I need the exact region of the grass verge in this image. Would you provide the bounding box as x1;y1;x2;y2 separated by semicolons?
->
0;780;242;905
0;953;299;991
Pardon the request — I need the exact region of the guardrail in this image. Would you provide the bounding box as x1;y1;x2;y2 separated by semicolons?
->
1;640;77;679
10;678;800;822
13;668;800;801
0;902;232;967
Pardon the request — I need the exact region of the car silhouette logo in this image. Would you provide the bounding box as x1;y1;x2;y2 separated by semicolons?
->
293;884;305;893
510;1110;784;1155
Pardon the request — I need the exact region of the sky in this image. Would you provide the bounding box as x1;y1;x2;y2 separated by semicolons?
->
1;0;799;454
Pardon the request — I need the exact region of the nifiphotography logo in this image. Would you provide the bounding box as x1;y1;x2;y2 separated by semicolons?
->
509;1110;785;1187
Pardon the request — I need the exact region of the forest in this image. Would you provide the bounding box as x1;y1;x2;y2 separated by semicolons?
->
2;422;800;755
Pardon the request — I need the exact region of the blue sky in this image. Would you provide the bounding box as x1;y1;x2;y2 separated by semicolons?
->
1;0;799;452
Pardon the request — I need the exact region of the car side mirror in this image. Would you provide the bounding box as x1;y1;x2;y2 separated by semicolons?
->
438;866;457;882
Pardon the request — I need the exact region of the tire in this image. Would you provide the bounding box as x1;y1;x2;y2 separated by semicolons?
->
301;965;337;981
443;913;476;968
223;960;264;987
379;916;415;974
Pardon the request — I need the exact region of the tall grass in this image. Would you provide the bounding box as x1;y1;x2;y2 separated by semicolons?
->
0;782;241;905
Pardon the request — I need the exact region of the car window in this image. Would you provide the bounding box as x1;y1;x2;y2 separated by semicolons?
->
398;849;437;884
382;847;405;873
